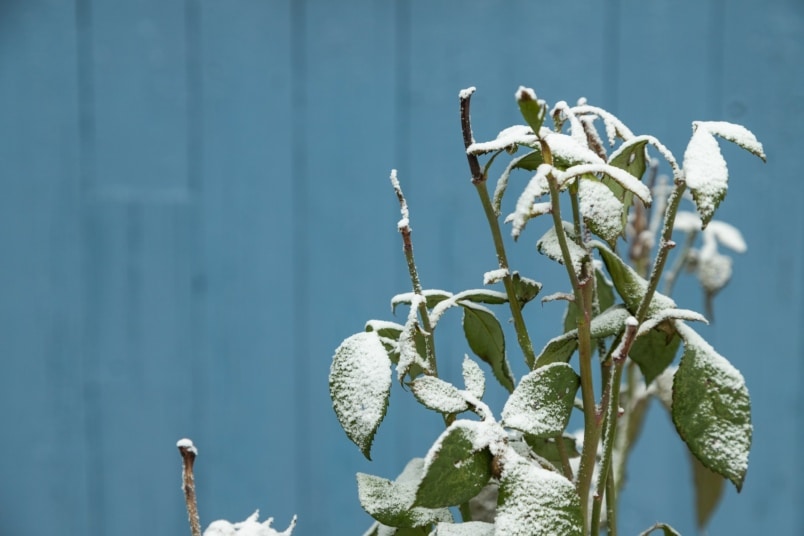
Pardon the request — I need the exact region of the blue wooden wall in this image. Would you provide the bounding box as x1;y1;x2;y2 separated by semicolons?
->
0;1;801;534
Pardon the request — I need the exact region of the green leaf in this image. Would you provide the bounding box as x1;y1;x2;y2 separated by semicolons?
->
462;356;486;400
432;521;495;536
672;322;752;491
578;178;624;246
537;222;587;277
492;151;544;214
511;272;542;308
608;136;650;231
523;435;580;464
415;420;494;508
516;86;547;134
357;459;453;528
538;305;629;367
461;303;515;392
563;269;615;334
534;335;578;368
366;320;404;340
454;289;508;305
502;363;580;438
495;452;583;535
330;332;392;459
638;522;682;536
593;240;676;317
411;376;469;414
691;451;726;530
630;327;681;385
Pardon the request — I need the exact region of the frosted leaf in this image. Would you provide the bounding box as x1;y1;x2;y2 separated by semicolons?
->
501;362;580;438
508;164;552;239
673;210;702;232
462;356;486;400
637;308;708;337
558;164;651;205
610;135;680;177
638;522;682;536
357;459;453;528
572;104;635;145
432;521;495;536
492;150;541;215
696;121;766;161
483;268;508;285
416;420;496;508
462;302;515;393
536;222;587;276
429;289;507;327
391;289;452;313
397;296;432;381
204;511;296;536
704;220;747;254
551;101;587;147
672;322;752;491
467;125;537;155
495;449;583;535
697;251;733;293
365;320;405;339
578;179;624;244
542;129;605;167
411;376;469;414
535;305;629;368
330;332;392;459
683;126;728;226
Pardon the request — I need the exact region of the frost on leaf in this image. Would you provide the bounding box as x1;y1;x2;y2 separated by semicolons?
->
495;450;583;536
467;125;537;155
416;420;495;508
578;179;624;245
330;332;392;459
536;222;587;277
536;305;630;368
507;164;552;239
203;511;296;536
432;521;495;536
683;121;765;227
672;322;752;491
462;356;486;400
357;459;453;528
411;376;469;414
502;363;580;438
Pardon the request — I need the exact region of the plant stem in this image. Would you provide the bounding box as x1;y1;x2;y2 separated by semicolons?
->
556;434;574;481
177;439;202;536
459;90;537;368
390;171;438;374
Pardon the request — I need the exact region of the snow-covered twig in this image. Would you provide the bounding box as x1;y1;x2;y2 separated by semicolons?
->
177;438;202;536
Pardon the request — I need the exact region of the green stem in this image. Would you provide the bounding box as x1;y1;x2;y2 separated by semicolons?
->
605;468;618;536
460;90;537;368
556;434;574;481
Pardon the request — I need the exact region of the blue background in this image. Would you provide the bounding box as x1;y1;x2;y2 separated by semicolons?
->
0;1;801;534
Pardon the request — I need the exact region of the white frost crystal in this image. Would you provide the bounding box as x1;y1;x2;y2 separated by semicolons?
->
204;511;296;536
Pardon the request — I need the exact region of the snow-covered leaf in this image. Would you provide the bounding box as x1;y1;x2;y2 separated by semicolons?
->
630;328;681;385
411;376;469;414
608;137;650;181
454;289;508;305
516;86;546;135
593;240;676;317
697;121;766;162
538;305;630;368
431;521;495;536
691;451;726;530
542;129;605;168
511;272;542;308
397;303;432;382
204;511;297;536
366;320;405;340
536;222;587;276
357;459;453;528
508;164;552;239
502;363;580;438
672;322;752;491
523;435;580;464
558;164;651;205
462;303;515;393
492;150;543;214
534;335;578;368
462;356;486;400
495;451;583;535
467;125;537;155
563;268;615;334
578;179;624;245
705;220;747;253
330;332;392;459
638;522;681;536
415;420;495;508
683;126;728;227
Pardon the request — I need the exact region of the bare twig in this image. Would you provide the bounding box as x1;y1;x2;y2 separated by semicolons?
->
177;438;202;536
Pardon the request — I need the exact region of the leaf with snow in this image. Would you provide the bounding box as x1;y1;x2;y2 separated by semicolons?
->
516;86;547;135
392;290;452;314
495;451;583;535
578;179;624;245
630;328;681;386
415;420;495;509
357;459;453;528
542;129;605;168
397;302;432;382
467;125;537;155
704;220;747;253
558;164;651;205
330;332;392;459
511;272;542;308
563;268;615;334
492;150;543;214
203;511;296;536
536;222;587;276
366;320;405;340
683;121;765;227
507;164;553;239
462;303;515;393
672;322;752;491
502;363;580;438
462;356;486;400
411;376;469;414
431;521;495;536
537;305;630;368
572;104;635;145
523;435;580;465
551;101;587;147
593;240;676;317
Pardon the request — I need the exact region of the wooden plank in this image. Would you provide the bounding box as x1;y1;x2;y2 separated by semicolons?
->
0;2;87;534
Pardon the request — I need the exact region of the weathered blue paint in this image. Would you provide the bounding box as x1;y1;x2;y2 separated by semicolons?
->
0;1;801;534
